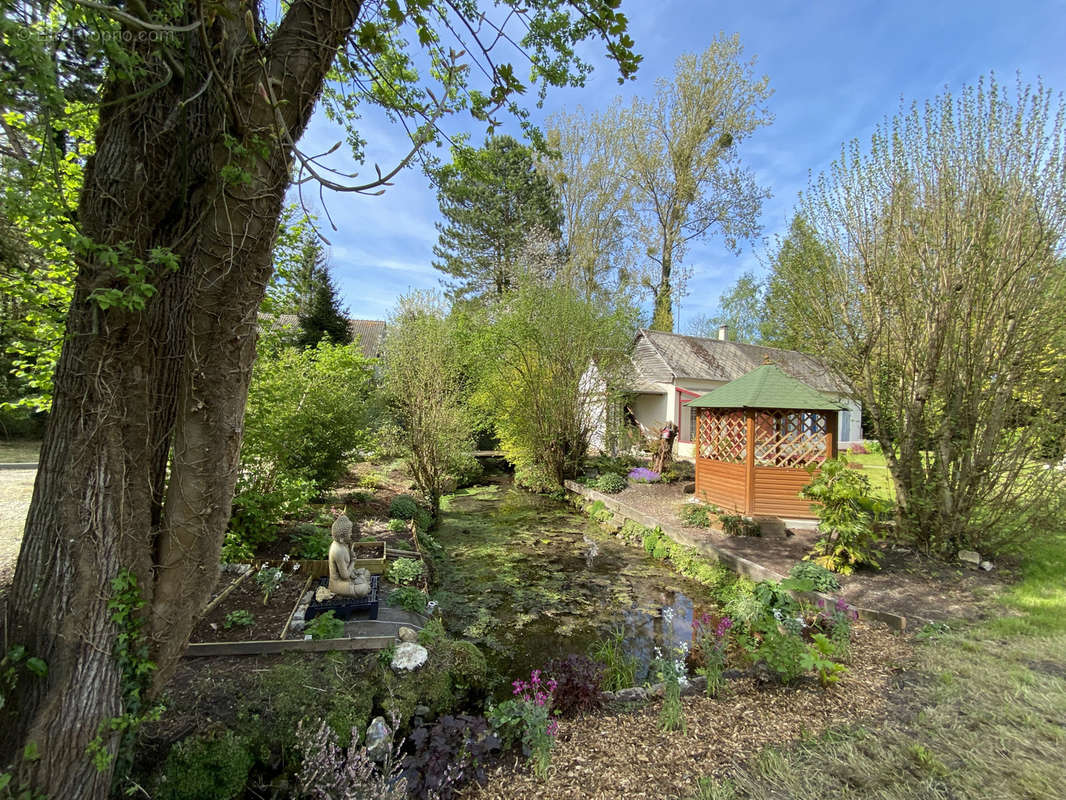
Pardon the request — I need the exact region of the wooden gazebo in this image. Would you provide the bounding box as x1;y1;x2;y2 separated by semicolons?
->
688;364;841;519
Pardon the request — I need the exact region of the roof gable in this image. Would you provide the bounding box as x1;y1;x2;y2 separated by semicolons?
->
687;364;843;411
632;329;845;394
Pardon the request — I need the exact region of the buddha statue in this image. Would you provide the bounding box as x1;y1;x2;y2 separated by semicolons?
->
328;513;371;598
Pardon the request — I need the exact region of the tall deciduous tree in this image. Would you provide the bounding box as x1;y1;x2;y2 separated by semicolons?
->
0;1;638;794
620;34;772;331
777;76;1066;554
545;103;635;301
688;270;762;343
433;135;564;301
383;292;476;514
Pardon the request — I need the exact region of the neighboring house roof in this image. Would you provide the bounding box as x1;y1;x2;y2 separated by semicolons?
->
257;313;386;359
632;329;845;394
687;364;843;411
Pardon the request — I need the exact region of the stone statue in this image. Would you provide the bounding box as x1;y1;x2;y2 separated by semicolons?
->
328;513;371;597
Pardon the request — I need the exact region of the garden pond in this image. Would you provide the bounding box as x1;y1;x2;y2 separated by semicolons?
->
432;476;719;692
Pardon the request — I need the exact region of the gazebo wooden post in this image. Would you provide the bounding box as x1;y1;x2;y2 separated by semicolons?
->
825;410;838;460
744;409;756;515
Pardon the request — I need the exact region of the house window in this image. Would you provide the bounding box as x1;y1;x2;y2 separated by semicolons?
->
676;388;701;443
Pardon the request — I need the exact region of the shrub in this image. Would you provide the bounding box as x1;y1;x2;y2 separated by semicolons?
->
802;455;891;574
627;467;660;483
679;503;713;528
292;523;332;559
241;340;378;491
306;611;345;640
803;633;848;686
544;654;605;716
387;587;428;614
228;472;315;550
402;714;501;799
788;561;842;593
720;513;761;537
297;719;407;800
387;518;408;532
864;440;883;455
156;730;253;800
389;494;420;520
593;472;628;494
220;531;253;564
387;557;424;586
652;539;671;561
223;610;254;629
692;613;732;698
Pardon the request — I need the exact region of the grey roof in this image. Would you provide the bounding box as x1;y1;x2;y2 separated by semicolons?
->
257;313;386;360
631;329;846;394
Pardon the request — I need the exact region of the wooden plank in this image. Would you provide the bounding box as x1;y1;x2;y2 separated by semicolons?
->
200;570;251;618
184;635;394;657
744;411;756;516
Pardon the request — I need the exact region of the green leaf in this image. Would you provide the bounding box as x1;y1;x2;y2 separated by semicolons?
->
23;740;40;761
25;657;47;677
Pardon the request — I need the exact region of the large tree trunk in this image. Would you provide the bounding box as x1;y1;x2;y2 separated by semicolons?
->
0;2;362;794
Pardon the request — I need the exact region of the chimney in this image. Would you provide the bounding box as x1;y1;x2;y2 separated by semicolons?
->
717;324;729;341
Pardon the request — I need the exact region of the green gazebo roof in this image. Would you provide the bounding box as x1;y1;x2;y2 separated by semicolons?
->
686;364;843;411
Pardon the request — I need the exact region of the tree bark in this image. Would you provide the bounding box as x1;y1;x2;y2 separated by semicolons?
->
0;2;363;794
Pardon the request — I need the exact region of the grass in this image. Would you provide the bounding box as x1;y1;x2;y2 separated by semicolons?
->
0;439;40;463
843;450;896;502
686;528;1066;800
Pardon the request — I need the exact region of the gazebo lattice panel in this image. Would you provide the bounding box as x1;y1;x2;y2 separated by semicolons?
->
697;409;747;463
753;410;829;468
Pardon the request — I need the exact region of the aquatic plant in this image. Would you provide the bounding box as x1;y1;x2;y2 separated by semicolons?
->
588;628;639;691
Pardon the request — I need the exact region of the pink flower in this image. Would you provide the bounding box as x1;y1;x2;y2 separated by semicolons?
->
546;720;559;737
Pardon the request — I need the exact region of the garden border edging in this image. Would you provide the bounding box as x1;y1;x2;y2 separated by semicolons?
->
564;480;908;632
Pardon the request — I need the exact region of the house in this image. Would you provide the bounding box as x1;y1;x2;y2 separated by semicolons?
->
257;313;386;360
601;327;862;458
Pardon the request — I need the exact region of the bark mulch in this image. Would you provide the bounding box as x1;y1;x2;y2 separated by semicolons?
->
468;624;912;800
611;481;1009;625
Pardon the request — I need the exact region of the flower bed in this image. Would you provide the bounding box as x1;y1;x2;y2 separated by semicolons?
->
190;568;308;644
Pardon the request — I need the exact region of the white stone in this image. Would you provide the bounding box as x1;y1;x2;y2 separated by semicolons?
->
390;642;428;672
365;717;391;762
397;626;418;643
957;549;981;566
980;560;994;571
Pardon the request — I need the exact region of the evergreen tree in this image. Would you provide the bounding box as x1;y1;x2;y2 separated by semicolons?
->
432;135;563;301
297;258;351;348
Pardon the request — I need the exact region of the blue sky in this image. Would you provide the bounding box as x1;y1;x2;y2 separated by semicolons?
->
294;0;1066;330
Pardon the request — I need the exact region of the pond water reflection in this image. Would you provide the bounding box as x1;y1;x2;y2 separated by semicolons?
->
433;477;718;692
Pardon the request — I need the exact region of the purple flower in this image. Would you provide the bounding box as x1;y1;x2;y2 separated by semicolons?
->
627;467;661;483
546;720;559;737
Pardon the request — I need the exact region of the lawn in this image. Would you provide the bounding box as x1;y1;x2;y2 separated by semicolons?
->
844;450;896;502
688;528;1066;800
0;439;40;463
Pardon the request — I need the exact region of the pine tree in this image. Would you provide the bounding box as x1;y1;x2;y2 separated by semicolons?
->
297;262;351;347
432;135;563;301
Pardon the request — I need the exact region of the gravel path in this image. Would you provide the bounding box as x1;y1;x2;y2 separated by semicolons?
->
0;467;34;587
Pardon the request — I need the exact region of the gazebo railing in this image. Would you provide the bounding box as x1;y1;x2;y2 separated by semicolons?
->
697;409;747;463
752;410;829;468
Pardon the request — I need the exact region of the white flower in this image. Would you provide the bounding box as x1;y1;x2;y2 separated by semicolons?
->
282;554;291;563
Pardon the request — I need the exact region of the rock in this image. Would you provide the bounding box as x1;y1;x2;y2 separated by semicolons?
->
980;560;994;572
957;549;981;566
682;482;696;494
682;675;706;696
315;586;335;603
648;682;665;697
397;626;418;643
364;717;391;762
615;687;647;702
390;642;429;672
600;690;616;701
722;668;745;681
413;705;430;717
